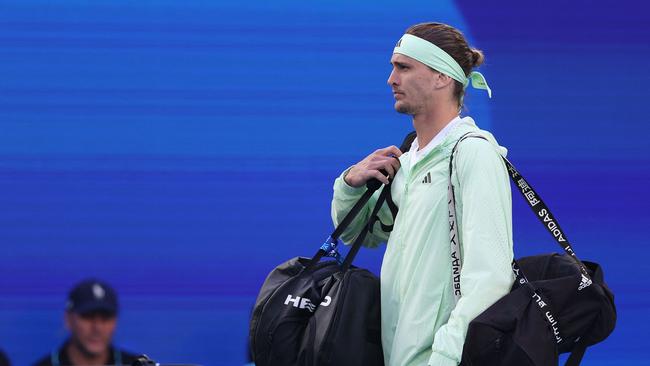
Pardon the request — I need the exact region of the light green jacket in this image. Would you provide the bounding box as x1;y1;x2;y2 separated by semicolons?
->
331;117;515;366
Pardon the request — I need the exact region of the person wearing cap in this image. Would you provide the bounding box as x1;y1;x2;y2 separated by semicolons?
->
33;279;139;366
331;22;514;366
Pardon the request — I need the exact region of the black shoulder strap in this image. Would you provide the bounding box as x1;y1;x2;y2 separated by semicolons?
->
341;182;392;271
449;132;593;288
448;133;594;363
400;131;417;151
381;131;416;232
312;132;415;268
309;183;381;267
355;130;415;234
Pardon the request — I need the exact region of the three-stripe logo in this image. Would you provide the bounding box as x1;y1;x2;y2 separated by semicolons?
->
422;172;432;184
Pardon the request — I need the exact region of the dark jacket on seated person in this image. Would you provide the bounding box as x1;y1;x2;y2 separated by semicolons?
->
32;340;138;366
0;349;10;366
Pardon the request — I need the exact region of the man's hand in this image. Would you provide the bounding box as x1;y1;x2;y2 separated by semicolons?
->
344;146;403;187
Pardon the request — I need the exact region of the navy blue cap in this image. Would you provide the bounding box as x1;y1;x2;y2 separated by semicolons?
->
66;279;119;316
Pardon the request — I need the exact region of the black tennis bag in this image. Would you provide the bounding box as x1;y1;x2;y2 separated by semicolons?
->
249;154;402;365
461;254;615;366
249;255;383;366
441;133;617;366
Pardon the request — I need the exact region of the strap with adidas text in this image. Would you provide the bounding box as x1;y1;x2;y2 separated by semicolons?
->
447;133;592;294
447;132;593;347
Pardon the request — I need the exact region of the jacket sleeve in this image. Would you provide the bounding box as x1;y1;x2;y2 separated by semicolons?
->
428;139;515;366
331;166;393;248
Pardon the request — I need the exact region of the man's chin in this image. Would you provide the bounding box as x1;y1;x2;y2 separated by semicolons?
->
80;342;107;357
394;101;413;115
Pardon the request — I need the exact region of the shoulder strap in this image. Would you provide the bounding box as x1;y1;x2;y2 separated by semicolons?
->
341;182;392;271
380;131;416;232
312;177;393;271
311;132;413;268
340;132;415;269
448;132;594;354
448;132;592;297
310;184;380;267
500;155;592;289
400;131;417;151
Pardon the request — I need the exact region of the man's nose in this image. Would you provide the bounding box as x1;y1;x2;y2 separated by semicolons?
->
387;69;398;86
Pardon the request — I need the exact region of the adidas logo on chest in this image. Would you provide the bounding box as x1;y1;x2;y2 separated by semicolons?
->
422;172;432;184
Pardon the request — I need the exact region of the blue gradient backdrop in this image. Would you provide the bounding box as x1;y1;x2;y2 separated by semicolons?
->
0;1;648;365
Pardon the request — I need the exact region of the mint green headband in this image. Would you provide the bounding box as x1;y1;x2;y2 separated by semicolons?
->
393;34;492;98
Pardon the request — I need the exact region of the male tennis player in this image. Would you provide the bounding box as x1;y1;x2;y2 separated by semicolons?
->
331;22;514;366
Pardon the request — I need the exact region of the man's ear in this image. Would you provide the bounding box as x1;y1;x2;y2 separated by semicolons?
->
434;72;454;90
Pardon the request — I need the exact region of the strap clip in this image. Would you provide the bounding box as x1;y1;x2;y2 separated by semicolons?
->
320;236;343;264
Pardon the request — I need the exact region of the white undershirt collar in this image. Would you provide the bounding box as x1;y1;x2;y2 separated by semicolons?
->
409;115;462;169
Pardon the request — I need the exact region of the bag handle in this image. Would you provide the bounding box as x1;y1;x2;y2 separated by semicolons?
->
310;132;414;269
309;182;383;268
340;182;393;271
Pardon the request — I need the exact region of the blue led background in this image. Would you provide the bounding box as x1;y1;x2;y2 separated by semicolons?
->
0;0;648;365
